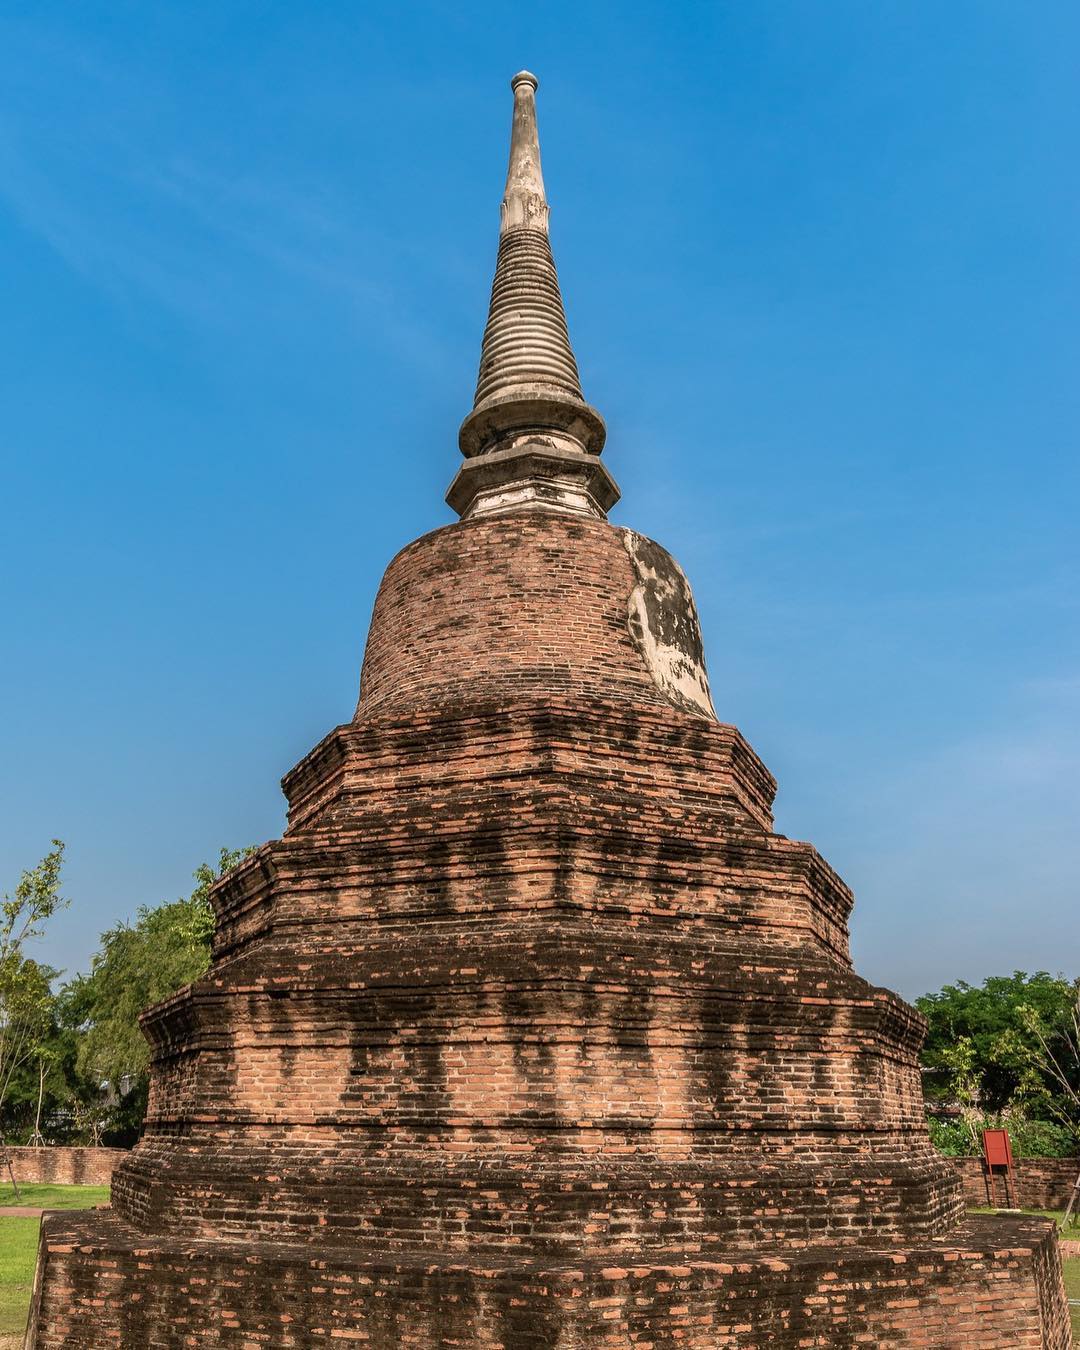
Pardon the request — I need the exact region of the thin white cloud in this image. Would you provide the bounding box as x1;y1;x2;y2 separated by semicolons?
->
0;26;454;374
848;673;1080;996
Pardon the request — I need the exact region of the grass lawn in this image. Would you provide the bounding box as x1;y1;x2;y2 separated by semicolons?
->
1062;1256;1080;1343
0;1184;109;1212
972;1205;1079;1226
0;1184;110;1340
0;1216;42;1336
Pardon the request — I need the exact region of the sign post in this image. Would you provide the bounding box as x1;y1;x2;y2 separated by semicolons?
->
981;1128;1017;1208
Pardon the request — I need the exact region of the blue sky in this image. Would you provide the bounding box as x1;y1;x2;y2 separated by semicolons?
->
1;2;1077;1000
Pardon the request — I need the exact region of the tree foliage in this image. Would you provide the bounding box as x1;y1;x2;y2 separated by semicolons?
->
918;972;1078;1113
996;980;1080;1129
70;847;253;1093
0;843;257;1145
927;1113;1077;1158
0;842;67;1133
918;971;1080;1155
5;844;1077;1160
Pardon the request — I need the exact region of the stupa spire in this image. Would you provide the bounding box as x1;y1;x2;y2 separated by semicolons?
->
500;70;549;234
447;71;619;520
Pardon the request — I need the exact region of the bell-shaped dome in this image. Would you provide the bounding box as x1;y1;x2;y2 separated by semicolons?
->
355;513;716;722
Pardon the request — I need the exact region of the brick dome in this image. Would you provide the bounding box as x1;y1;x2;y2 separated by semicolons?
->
356;511;717;721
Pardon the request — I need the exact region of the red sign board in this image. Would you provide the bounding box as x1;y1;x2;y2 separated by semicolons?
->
982;1128;1013;1170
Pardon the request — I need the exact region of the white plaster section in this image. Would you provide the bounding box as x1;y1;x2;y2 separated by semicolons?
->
621;529;717;720
501;72;550;235
464;475;605;519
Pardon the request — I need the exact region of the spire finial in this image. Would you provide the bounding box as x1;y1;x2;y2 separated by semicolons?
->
447;72;619;522
502;72;548;234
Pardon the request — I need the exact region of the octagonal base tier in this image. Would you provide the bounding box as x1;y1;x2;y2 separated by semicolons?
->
27;510;1069;1346
27;1212;1070;1349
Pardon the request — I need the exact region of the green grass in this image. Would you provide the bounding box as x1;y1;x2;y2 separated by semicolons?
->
1062;1256;1080;1344
0;1183;109;1211
971;1204;1080;1225
0;1216;42;1335
0;1185;110;1338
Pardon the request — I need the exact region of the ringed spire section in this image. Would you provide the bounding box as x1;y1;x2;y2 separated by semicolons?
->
449;70;618;520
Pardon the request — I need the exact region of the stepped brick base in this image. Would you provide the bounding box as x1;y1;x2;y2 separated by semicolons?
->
26;512;1070;1345
28;1211;1070;1348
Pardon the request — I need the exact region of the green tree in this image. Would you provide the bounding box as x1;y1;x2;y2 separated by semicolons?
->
0;842;68;1137
917;971;1077;1117
994;979;1080;1132
0;964;71;1142
930;1034;984;1150
67;847;253;1144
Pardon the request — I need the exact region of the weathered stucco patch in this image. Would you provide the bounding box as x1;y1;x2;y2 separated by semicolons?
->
621;529;716;720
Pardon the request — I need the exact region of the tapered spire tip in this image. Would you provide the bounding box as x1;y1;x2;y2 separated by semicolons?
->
502;68;548;235
448;70;617;520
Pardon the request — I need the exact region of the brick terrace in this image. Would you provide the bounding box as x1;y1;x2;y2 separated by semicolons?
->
28;513;1070;1347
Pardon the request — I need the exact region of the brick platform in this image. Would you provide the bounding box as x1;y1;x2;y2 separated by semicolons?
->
28;71;1069;1349
28;1212;1069;1348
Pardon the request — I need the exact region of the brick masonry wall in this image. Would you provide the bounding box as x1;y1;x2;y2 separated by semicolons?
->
108;676;947;1257
952;1154;1080;1209
28;1212;1072;1349
355;514;707;720
4;1146;126;1187
27;510;1071;1345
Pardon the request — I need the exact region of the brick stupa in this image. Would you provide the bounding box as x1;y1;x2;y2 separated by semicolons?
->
30;72;1069;1349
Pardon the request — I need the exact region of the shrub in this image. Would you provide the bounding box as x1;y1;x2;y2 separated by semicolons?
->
1010;1118;1077;1158
926;1113;1078;1158
927;1116;975;1156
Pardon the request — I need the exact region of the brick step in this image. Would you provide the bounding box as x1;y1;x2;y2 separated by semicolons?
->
29;1210;1069;1349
